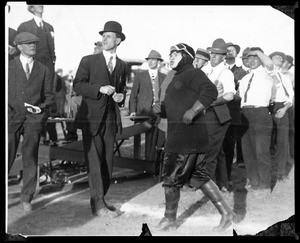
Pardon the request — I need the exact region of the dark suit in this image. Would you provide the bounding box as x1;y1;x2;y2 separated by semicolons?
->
129;70;166;117
223;65;247;181
73;52;127;202
129;70;166;160
8;56;54;203
18;18;57;142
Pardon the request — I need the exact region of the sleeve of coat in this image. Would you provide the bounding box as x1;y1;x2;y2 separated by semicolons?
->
128;73;140;114
40;65;55;110
73;56;102;100
191;70;218;108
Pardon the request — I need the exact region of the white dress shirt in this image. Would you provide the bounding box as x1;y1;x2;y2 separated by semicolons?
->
207;62;236;98
239;65;274;108
20;54;34;74
102;50;117;71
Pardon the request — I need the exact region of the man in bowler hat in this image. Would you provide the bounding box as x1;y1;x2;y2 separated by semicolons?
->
129;49;166;161
8;32;54;212
73;21;128;217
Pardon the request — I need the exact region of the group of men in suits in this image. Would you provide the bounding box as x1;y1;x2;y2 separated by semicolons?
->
8;5;128;216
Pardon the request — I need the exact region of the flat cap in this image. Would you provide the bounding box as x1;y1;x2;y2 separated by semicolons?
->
14;32;39;45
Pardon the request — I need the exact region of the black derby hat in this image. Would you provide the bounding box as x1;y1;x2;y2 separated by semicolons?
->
99;21;126;41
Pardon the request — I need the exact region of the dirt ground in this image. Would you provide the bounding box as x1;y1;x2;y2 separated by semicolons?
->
5;109;297;238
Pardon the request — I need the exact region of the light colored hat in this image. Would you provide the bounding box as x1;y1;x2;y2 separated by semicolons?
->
14;32;39;45
269;51;286;61
145;50;163;62
207;38;227;54
99;21;125;41
195;48;210;61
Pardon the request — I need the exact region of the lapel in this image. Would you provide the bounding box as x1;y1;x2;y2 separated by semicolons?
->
27;61;40;85
29;19;39;36
95;53;111;85
15;57;29;85
158;72;164;87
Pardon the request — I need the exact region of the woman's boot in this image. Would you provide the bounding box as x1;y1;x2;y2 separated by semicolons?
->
200;179;236;231
156;187;180;230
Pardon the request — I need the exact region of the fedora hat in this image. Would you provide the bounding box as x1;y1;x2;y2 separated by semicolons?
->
145;50;163;62
269;51;286;61
226;42;241;54
207;38;227;54
14;32;39;45
99;21;126;41
195;48;210;61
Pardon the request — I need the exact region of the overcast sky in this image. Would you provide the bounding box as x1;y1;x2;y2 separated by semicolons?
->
6;3;294;75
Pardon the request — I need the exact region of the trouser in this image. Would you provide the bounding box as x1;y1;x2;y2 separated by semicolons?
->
223;124;239;181
8;118;42;203
82;110;117;200
271;103;292;178
241;107;272;188
204;110;230;189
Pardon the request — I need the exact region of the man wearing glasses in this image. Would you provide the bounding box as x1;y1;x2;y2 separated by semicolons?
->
8;32;54;212
153;43;236;232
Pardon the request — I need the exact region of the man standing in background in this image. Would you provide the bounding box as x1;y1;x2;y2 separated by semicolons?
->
8;32;54;212
129;50;166;161
18;5;57;145
223;42;247;189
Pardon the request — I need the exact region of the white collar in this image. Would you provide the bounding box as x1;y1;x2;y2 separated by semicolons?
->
20;54;34;64
102;50;117;61
33;16;43;26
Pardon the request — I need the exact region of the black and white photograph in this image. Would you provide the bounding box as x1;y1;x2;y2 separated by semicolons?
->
5;3;296;238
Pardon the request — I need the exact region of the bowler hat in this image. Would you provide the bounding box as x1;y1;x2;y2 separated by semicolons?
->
286;55;294;66
226;42;241;54
145;50;163;62
195;48;210;61
99;21;126;41
170;43;195;59
269;51;286;61
14;32;39;45
240;47;251;59
207;38;227;54
94;41;102;47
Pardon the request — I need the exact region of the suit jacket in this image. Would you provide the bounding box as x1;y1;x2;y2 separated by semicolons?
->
8;56;54;130
227;64;247;124
129;70;166;116
73;53;127;136
17;19;56;65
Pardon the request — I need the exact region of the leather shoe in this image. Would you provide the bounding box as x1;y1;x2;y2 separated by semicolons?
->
155;217;177;231
21;201;32;212
102;198;117;211
90;198;121;217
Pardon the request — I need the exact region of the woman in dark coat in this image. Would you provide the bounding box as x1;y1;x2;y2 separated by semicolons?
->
153;43;236;232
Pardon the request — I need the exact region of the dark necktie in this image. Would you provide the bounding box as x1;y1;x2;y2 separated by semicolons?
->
25;63;30;80
244;73;254;103
108;56;113;74
39;21;43;29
